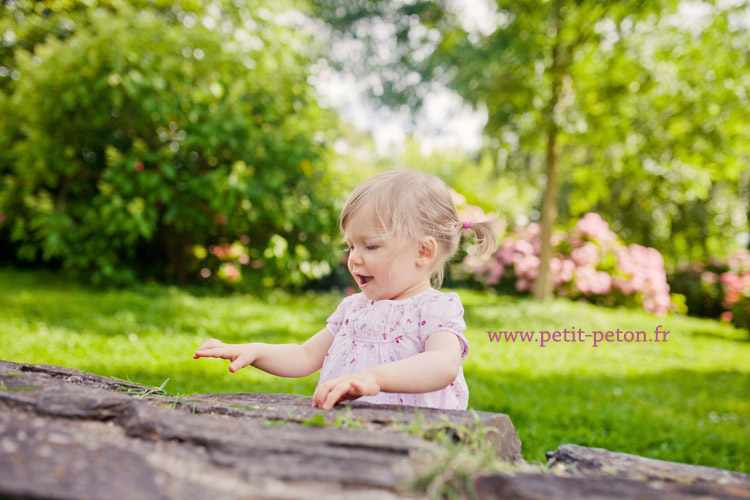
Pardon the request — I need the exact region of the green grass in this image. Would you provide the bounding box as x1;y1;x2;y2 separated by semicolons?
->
1;268;748;474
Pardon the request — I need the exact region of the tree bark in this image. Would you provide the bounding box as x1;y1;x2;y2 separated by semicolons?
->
533;1;564;300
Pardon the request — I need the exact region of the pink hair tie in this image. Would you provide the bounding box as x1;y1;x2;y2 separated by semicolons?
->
462;221;472;229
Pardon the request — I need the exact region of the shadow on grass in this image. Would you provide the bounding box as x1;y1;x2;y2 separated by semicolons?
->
686;329;750;343
0;269;340;341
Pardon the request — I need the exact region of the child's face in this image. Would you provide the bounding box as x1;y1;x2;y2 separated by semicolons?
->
343;210;432;301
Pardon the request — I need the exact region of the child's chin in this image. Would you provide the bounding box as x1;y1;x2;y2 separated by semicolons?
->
362;288;384;301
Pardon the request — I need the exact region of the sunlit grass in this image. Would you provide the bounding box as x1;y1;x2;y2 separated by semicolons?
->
1;268;748;473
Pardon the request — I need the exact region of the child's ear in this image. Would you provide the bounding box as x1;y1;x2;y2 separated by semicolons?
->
416;237;437;266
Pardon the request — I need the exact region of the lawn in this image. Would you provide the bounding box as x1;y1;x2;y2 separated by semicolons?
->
1;268;748;474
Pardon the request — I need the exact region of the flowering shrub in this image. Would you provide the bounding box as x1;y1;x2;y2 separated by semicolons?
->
460;213;674;316
668;261;727;320
191;235;333;290
667;249;750;333
720;249;750;331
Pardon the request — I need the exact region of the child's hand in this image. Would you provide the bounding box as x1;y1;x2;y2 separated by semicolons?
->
312;371;381;410
193;339;257;373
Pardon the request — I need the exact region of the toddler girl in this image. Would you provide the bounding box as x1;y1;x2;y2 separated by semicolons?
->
193;169;496;410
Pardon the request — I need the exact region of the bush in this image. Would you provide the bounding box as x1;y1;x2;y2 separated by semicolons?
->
0;5;340;287
459;213;676;316
720;249;750;332
667;249;750;334
667;261;727;319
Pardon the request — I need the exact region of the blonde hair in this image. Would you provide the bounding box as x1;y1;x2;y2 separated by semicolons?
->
340;169;497;287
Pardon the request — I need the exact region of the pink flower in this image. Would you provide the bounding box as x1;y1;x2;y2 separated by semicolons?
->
458;213;672;315
728;249;750;274
575;213;616;244
211;245;233;259
487;263;505;285
497;240;516;265
514;255;539;280
721;272;739;287
574;266;613;296
223;263;240;281
515;279;530;292
526;222;542;239
514;240;535;256
549;257;574;287
701;271;718;284
571;242;599;267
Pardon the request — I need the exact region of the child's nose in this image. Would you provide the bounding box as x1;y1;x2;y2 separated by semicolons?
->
349;247;364;265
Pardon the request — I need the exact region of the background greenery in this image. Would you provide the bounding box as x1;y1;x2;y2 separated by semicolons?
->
2;269;748;473
1;0;748;288
312;0;750;266
1;0;342;287
1;0;749;481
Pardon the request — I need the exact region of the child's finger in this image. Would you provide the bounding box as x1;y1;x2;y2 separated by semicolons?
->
311;382;327;407
228;354;252;373
312;380;335;408
193;347;234;360
349;380;364;396
322;382;351;410
195;338;224;351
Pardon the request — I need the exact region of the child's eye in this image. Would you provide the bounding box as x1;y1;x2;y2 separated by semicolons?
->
342;246;353;254
366;245;379;251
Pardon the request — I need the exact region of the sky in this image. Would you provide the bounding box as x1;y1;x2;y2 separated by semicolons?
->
309;0;501;157
312;68;487;156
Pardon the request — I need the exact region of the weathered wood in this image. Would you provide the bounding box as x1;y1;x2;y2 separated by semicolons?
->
0;360;521;499
546;444;750;493
474;471;750;500
1;360;748;500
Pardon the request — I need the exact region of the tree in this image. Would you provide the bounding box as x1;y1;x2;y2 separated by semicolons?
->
559;4;750;263
309;0;749;296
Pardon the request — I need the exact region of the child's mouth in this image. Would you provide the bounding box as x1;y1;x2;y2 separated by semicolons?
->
355;274;373;288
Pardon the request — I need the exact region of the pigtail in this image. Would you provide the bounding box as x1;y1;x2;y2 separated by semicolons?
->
459;219;498;256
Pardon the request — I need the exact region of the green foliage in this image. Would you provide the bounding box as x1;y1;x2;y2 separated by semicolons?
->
301;413;327;427
397;138;537;225
0;2;341;286
1;269;748;473
561;5;750;262
404;414;539;500
309;0;750;265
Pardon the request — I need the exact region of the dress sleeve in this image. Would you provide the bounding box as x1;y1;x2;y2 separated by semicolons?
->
418;292;469;359
325;296;352;337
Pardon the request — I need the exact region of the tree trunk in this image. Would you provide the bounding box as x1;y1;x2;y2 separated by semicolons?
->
163;226;188;286
533;2;564;300
534;116;561;299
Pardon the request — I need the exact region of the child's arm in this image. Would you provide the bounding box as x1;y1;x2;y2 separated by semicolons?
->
312;330;462;410
193;328;333;378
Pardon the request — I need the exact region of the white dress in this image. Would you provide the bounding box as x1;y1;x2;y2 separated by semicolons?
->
317;288;470;410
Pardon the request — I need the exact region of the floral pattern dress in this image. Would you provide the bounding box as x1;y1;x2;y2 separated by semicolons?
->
317;288;470;410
